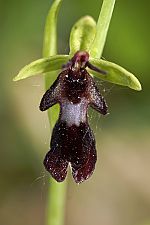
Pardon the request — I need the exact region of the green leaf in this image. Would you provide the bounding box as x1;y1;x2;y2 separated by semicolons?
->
90;0;116;58
13;55;69;81
89;58;142;91
43;0;62;57
69;16;96;56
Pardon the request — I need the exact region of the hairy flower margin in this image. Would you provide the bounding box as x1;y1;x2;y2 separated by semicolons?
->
13;2;141;92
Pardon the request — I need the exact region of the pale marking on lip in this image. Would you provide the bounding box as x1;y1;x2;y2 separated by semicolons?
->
60;98;88;127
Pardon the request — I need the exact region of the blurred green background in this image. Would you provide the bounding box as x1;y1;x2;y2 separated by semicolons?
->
0;0;150;225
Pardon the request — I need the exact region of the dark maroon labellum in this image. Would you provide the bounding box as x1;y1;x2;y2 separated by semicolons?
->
39;51;108;183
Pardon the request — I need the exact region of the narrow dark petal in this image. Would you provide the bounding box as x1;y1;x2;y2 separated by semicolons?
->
44;150;68;182
69;123;97;183
87;61;107;75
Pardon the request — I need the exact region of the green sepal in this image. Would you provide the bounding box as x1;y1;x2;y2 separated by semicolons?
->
89;58;142;91
69;16;96;56
13;55;69;81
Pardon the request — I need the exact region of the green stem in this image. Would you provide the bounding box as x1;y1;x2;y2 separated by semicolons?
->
90;0;116;58
45;180;67;225
43;1;67;225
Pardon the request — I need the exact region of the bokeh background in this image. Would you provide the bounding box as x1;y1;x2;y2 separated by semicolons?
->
0;0;150;225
